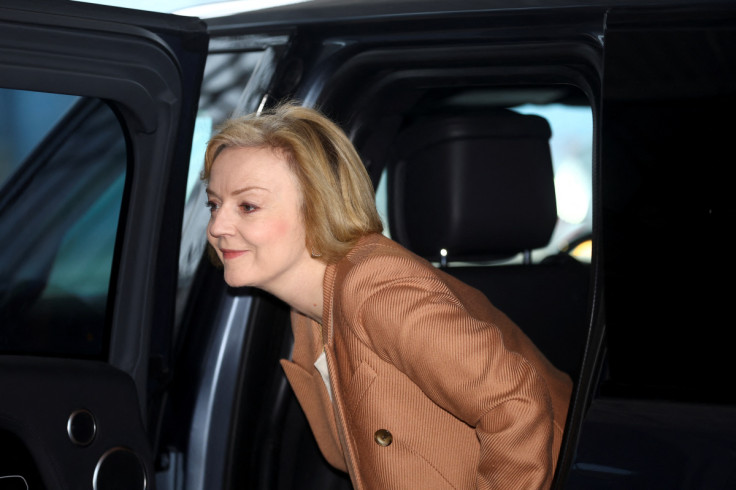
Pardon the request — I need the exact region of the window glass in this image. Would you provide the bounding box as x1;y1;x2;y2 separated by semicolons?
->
601;25;736;404
0;90;77;184
0;89;126;358
513;103;593;263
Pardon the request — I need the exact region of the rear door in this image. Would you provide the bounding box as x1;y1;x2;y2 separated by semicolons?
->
564;3;736;487
0;1;207;488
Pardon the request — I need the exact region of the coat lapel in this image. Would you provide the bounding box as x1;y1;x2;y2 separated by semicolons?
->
281;311;346;471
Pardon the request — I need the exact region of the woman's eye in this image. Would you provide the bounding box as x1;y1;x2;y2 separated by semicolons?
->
205;201;219;213
241;203;258;213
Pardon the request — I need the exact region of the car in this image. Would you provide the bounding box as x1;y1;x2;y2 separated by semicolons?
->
1;0;735;488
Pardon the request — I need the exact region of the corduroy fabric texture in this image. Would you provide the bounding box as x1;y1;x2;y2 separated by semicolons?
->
281;234;572;489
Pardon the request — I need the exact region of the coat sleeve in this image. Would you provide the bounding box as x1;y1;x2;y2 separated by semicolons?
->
341;254;559;489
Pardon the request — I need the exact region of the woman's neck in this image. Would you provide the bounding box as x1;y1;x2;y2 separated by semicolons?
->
267;257;327;324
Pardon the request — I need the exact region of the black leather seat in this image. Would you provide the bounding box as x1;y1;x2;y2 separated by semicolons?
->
387;109;589;378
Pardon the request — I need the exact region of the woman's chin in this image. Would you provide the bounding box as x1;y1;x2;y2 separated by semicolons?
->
223;272;250;289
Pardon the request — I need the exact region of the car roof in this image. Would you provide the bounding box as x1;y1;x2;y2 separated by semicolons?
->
205;0;731;29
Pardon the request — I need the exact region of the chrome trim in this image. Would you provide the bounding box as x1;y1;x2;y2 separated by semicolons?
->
0;476;28;490
92;446;147;490
66;408;96;446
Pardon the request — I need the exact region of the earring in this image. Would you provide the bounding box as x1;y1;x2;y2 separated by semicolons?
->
311;249;322;258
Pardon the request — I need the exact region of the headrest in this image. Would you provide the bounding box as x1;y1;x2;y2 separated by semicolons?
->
388;109;557;262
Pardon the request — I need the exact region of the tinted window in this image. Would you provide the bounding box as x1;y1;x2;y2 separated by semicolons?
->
0;90;77;180
601;24;736;404
0;90;126;358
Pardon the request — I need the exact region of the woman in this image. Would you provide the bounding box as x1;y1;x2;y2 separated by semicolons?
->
203;102;573;489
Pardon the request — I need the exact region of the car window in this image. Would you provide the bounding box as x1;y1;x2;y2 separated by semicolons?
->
600;20;736;405
0;88;126;358
0;90;78;182
514;103;593;263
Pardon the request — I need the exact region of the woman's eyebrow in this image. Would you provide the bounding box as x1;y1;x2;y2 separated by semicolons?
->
232;185;269;196
206;186;268;199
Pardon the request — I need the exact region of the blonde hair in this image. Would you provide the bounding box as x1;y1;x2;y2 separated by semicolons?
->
203;102;383;263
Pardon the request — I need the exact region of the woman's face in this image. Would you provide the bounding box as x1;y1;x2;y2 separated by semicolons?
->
206;146;311;292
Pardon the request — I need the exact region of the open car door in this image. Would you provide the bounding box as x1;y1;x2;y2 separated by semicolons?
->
563;4;736;488
0;1;207;488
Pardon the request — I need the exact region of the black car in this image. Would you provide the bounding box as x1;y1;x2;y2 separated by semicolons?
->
1;0;735;488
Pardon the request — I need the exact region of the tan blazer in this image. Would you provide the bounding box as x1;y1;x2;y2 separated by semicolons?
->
281;234;573;489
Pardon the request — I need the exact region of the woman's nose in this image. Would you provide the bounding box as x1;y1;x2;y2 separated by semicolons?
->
208;206;235;237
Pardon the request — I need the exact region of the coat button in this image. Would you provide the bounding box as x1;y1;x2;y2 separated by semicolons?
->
374;429;393;447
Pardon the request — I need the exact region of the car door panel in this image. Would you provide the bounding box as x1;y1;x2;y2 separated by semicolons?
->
0;1;207;488
0;357;151;488
566;5;736;487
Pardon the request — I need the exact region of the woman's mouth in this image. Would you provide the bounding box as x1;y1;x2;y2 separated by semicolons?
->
220;249;246;260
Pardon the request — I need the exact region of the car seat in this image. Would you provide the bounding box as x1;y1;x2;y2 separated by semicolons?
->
387;109;589;378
